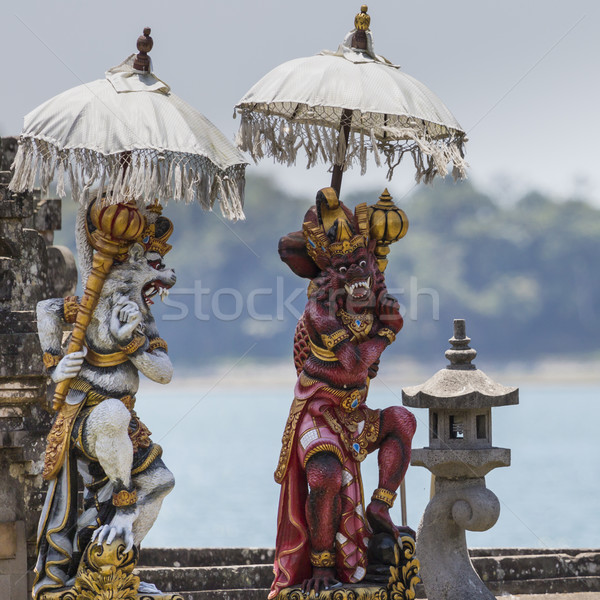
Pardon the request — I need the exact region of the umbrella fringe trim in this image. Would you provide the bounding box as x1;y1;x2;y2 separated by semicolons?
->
236;111;468;183
9;137;247;220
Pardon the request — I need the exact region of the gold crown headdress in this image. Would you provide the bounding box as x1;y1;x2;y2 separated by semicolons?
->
85;199;173;260
137;202;173;256
303;187;369;268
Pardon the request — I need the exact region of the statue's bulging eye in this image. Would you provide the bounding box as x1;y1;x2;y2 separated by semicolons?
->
339;266;347;274
359;260;366;268
148;259;164;270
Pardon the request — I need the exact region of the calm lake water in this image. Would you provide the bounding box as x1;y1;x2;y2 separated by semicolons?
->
137;374;599;550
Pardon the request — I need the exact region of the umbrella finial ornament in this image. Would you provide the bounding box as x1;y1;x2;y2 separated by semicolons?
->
355;5;370;30
352;6;370;49
133;26;153;72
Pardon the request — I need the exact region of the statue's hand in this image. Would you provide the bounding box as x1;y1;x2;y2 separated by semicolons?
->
91;506;139;552
301;568;341;595
51;349;87;383
110;297;143;344
377;293;403;333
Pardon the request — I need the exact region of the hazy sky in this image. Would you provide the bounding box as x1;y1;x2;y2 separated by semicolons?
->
1;0;598;204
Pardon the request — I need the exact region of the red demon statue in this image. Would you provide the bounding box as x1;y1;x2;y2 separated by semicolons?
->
270;187;417;598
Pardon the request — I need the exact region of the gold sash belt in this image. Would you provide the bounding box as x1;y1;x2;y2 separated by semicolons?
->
85;347;129;367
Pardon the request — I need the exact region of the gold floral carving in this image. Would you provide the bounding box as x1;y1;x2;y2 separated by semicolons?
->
274;397;308;483
388;536;421;600
321;405;379;462
277;585;388;600
43;401;84;480
39;540;141;600
68;538;185;600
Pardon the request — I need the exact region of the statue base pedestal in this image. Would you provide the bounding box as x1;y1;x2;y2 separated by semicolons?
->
41;592;183;600
39;539;183;600
278;583;391;600
276;535;420;600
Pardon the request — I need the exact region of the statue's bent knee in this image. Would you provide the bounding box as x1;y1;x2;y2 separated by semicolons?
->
89;398;132;437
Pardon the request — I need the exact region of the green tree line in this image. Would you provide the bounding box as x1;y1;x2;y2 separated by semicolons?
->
56;175;600;366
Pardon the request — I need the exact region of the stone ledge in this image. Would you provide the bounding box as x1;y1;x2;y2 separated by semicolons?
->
137;548;600;598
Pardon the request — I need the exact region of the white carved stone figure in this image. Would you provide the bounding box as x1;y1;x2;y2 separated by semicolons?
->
33;206;177;598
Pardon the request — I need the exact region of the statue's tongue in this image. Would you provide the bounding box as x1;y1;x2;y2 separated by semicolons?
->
353;286;368;299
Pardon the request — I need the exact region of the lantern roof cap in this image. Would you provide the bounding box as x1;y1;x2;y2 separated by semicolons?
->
402;319;519;409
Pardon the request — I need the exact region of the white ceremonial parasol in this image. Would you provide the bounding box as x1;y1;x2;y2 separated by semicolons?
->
7;28;250;445
236;6;467;197
10;28;247;220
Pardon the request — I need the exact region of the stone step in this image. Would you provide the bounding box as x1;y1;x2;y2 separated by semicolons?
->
135;565;273;593
139;548;275;568
137;548;600;597
469;547;599;557
474;551;600;582
486;576;600;596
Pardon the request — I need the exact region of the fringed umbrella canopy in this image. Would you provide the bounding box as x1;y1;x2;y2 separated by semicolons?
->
10;29;248;220
236;6;467;191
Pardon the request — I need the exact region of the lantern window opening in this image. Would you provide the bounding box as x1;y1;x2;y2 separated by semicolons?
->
431;412;438;440
476;414;487;440
449;415;464;440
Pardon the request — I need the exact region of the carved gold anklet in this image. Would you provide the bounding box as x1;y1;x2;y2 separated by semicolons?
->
112;489;137;507
372;487;397;508
310;550;336;568
119;335;147;355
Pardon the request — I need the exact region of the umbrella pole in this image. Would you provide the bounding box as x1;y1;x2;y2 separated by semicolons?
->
330;108;353;199
400;480;408;527
330;27;366;199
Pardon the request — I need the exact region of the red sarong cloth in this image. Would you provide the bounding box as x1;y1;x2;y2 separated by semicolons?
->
270;375;380;598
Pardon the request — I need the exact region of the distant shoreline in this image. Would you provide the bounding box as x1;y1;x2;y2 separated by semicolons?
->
141;357;600;391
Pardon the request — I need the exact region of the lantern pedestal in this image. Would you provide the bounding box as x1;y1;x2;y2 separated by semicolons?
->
416;477;501;600
403;319;518;600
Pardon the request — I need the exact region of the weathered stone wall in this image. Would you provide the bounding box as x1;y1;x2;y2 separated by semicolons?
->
0;136;77;598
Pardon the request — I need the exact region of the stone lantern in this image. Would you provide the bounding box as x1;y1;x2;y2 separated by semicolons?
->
402;319;519;600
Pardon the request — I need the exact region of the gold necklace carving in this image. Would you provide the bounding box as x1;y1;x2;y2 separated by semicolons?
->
337;308;374;342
